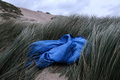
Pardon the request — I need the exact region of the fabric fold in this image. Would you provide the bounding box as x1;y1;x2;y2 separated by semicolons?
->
27;34;87;68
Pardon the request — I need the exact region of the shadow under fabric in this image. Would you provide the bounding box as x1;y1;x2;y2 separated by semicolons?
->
27;34;87;68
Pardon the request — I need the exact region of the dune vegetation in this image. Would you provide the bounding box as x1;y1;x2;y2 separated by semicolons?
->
0;0;22;15
0;15;120;80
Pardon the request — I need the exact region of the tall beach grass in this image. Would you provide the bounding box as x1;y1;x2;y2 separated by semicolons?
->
0;15;120;80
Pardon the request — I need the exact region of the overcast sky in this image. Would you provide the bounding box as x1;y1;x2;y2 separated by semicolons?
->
2;0;120;17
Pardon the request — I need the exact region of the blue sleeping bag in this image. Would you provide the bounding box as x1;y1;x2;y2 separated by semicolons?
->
27;34;87;68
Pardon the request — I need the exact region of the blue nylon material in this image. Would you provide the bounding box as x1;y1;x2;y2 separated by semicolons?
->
27;34;87;68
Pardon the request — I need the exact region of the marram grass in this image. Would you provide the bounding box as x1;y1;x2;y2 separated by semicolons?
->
0;15;120;80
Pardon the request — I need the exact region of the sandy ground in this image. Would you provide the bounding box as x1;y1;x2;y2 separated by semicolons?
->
20;8;55;23
0;10;3;13
35;68;68;80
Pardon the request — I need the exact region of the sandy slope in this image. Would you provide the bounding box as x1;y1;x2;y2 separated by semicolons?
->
20;8;54;23
0;7;55;23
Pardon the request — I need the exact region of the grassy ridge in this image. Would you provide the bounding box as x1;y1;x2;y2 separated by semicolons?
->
0;15;120;80
0;13;20;20
0;0;22;15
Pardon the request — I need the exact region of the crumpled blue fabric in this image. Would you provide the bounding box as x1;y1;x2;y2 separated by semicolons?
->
27;34;87;68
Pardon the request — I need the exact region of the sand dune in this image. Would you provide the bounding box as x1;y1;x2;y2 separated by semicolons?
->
0;7;55;23
20;8;54;23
